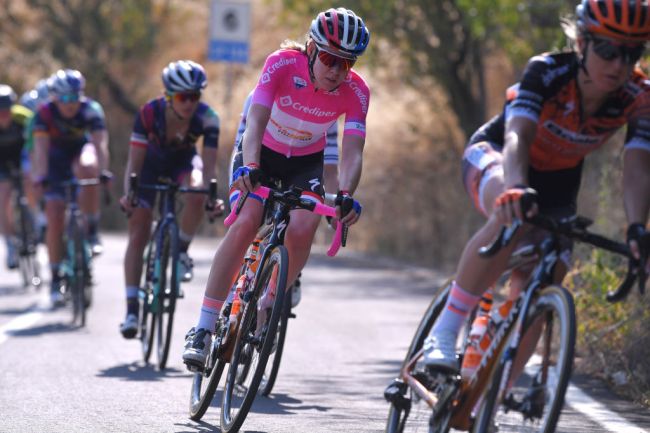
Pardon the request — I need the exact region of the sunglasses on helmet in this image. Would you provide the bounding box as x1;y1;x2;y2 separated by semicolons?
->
316;46;356;72
57;93;82;103
171;92;201;103
590;36;645;65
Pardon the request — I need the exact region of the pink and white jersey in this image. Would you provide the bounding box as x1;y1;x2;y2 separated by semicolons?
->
251;49;370;157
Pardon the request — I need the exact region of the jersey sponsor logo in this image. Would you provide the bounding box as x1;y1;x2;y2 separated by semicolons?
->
541;63;570;87
293;76;307;89
563;101;575;116
308;178;321;192
269;117;314;141
347;81;368;114
277;95;336;117
261;57;297;84
543;121;600;146
277;220;288;237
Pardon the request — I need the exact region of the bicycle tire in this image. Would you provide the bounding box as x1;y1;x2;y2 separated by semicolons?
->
258;283;292;396
385;280;452;433
69;220;86;326
16;201;40;289
189;344;228;421
221;245;289;433
471;285;576;433
156;227;178;369
140;238;157;363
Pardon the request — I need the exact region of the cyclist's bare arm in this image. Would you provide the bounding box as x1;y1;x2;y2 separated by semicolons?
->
242;103;271;158
503;117;535;189
89;129;109;172
623;147;650;260
500;116;537;223
120;145;147;212
338;134;364;225
32;133;50;182
200;146;218;187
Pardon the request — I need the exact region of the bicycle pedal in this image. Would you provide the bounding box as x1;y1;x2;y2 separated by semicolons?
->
289;312;296;319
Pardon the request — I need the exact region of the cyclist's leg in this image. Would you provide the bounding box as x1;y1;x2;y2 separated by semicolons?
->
121;206;153;338
423;140;524;372
283;209;320;289
0;178;17;269
177;151;203;282
45;147;75;305
184;141;260;365
73;143;102;254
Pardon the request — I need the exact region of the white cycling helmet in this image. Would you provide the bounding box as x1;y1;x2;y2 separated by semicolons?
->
162;60;207;93
49;69;85;96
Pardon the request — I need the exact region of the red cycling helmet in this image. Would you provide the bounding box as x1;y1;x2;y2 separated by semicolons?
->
309;8;370;59
577;0;650;41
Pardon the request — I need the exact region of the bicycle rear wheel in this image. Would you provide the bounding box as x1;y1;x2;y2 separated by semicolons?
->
472;285;576;433
221;245;288;433
258;283;292;396
156;228;178;370
385;281;453;433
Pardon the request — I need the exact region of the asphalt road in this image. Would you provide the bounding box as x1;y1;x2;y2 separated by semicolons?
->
0;233;649;432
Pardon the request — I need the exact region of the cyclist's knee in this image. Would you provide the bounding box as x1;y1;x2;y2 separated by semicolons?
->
77;143;98;168
74;162;99;179
184;192;204;210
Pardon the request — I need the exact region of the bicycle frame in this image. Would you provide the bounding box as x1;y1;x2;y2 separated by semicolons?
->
393;212;644;432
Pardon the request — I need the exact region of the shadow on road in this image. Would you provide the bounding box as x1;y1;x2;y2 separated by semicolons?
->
96;362;192;382
0;302;39;316
7;321;79;337
0;285;30;297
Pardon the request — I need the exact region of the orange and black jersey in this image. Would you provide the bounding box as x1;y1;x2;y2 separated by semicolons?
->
476;51;650;171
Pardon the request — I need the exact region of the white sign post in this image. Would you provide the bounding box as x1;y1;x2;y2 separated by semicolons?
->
208;0;251;64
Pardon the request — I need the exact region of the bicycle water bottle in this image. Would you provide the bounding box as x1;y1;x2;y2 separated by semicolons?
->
461;290;493;379
245;239;261;280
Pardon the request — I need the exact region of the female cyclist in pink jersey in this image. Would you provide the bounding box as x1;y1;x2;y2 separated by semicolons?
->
423;0;650;373
183;7;371;368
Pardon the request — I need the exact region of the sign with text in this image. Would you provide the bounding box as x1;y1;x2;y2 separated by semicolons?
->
208;0;251;63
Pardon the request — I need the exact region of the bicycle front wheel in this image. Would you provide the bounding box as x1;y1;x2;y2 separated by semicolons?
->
156;228;178;369
221;245;289;433
70;222;88;327
140;239;157;363
258;283;292;396
385;280;452;433
472;285;576;433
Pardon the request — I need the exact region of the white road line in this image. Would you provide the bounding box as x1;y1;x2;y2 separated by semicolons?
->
566;383;648;433
528;355;646;432
0;311;43;345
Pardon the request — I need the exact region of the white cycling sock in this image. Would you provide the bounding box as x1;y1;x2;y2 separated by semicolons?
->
196;295;224;333
431;280;481;336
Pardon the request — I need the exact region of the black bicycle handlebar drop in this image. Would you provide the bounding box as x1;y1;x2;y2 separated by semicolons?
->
478;206;648;302
126;173;219;222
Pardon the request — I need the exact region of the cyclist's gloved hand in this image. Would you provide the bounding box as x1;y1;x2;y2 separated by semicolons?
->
206;197;226;220
627;223;649;270
335;190;362;226
231;163;263;193
493;185;538;226
99;169;113;183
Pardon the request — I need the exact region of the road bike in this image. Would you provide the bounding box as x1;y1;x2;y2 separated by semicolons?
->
127;174;218;370
188;181;347;432
55;178;108;326
384;210;648;433
6;163;41;289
